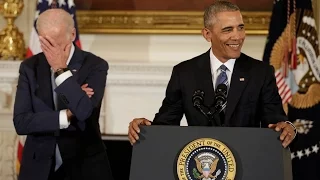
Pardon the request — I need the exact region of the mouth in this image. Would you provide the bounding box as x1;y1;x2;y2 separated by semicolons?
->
226;44;240;49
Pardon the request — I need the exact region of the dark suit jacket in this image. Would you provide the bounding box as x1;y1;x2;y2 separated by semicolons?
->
13;46;113;180
153;50;287;127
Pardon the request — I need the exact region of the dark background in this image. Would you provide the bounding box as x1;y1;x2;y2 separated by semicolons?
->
104;140;132;180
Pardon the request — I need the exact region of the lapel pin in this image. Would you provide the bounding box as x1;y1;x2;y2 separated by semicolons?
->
239;78;245;81
72;69;77;72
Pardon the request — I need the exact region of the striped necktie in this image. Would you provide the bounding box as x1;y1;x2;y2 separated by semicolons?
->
215;64;228;88
215;65;228;122
51;71;63;171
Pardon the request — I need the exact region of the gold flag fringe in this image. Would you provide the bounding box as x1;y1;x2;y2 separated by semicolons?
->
269;13;296;70
283;103;288;115
290;83;320;109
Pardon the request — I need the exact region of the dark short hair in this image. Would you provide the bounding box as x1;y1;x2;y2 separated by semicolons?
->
204;0;240;28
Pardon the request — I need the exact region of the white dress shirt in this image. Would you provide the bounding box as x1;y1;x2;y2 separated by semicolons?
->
209;48;236;89
51;43;75;129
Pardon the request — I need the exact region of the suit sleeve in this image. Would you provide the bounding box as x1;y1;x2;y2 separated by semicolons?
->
54;59;108;121
152;66;183;125
260;65;288;127
13;63;60;135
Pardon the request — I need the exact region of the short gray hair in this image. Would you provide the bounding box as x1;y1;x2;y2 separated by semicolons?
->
203;0;240;28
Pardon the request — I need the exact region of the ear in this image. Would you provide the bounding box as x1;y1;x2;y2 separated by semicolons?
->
201;28;212;42
71;27;76;41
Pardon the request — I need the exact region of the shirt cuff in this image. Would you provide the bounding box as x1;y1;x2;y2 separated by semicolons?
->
55;70;72;86
59;110;70;129
285;121;297;139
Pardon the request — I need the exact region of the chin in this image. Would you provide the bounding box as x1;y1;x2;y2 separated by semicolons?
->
229;52;241;59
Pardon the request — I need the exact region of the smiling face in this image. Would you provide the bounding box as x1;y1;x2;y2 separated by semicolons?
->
202;10;245;62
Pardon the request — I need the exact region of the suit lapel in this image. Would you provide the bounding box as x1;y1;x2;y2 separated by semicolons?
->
196;49;215;107
68;44;84;74
225;54;251;124
35;54;54;109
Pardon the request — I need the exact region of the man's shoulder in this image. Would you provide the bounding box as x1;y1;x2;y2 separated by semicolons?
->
81;50;108;67
82;50;107;64
240;53;272;70
20;53;44;69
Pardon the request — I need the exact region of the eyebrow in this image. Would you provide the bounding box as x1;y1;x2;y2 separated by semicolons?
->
221;24;245;31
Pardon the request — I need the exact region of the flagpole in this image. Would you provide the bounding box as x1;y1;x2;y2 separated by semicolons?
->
51;0;58;8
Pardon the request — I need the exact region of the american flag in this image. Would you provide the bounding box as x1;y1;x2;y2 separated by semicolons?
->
275;70;293;104
263;1;320;178
262;0;299;105
17;0;81;176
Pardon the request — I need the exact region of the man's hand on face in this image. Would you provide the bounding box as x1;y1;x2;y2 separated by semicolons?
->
268;121;296;148
39;35;71;71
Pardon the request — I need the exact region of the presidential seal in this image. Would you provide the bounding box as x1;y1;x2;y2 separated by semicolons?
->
177;138;236;180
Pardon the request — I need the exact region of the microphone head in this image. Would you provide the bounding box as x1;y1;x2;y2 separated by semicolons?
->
192;90;204;106
214;84;227;107
216;84;227;95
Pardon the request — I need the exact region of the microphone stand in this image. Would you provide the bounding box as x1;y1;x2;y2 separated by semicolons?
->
192;88;226;126
207;106;221;126
194;103;222;126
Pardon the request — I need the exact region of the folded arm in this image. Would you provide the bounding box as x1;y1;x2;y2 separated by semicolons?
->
54;60;108;121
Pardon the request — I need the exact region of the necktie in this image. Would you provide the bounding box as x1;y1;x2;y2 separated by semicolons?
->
215;64;228;89
51;71;63;171
215;65;228;124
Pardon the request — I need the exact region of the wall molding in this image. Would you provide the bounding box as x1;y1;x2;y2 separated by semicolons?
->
109;63;173;74
77;11;270;35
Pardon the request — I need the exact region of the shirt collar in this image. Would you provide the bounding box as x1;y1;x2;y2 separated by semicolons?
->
66;43;75;65
209;48;236;73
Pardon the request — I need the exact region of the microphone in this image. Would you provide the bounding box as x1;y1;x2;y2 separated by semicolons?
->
192;86;227;126
192;90;210;120
213;84;228;113
207;83;227;126
192;90;204;107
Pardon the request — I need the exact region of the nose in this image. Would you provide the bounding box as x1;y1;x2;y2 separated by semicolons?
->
231;30;240;40
231;28;244;40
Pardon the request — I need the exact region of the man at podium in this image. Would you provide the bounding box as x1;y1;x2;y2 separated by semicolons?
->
128;1;296;148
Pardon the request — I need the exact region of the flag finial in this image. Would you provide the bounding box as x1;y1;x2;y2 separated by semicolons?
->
51;0;58;8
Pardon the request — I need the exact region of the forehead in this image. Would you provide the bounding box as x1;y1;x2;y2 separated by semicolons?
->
38;27;68;43
214;11;243;27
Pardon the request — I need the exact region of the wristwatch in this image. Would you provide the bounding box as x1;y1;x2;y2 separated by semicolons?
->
54;68;70;78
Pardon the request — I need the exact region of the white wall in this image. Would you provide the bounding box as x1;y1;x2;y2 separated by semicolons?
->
80;34;267;63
